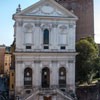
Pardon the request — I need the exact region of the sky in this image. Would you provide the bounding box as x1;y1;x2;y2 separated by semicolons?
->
0;0;100;46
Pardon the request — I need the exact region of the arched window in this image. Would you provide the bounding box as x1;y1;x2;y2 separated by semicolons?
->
43;29;49;44
24;68;32;88
42;67;50;88
59;67;66;88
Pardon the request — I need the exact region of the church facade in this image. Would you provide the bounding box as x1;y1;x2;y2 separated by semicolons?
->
13;0;78;100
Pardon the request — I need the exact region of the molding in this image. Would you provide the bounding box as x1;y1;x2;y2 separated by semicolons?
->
35;22;41;27
14;15;78;21
14;52;78;56
34;60;41;63
68;60;74;63
17;21;23;27
16;61;23;64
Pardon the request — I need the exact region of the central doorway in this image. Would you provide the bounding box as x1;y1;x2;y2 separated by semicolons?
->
42;67;50;88
44;96;51;100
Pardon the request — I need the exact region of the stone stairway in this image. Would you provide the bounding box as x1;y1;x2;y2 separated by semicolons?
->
19;87;76;100
19;87;39;100
23;90;39;100
56;89;74;100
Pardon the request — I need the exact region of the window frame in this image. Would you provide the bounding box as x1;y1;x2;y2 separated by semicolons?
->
43;29;49;45
24;67;32;88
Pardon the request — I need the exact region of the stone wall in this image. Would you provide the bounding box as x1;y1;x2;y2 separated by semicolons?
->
76;84;100;100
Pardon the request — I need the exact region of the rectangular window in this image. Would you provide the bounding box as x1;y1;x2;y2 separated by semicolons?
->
12;84;14;89
12;73;14;76
43;29;49;44
60;46;66;50
26;46;31;49
44;46;49;49
5;63;7;66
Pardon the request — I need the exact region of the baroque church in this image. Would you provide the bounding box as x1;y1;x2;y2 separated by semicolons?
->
13;0;78;100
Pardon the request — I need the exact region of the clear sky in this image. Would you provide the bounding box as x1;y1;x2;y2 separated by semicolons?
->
0;0;100;46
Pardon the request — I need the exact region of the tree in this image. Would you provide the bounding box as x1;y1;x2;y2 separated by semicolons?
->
76;37;99;83
92;57;100;78
98;44;100;56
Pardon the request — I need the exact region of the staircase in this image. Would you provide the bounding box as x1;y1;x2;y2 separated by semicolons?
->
23;90;39;100
19;86;76;100
19;87;39;100
56;89;74;100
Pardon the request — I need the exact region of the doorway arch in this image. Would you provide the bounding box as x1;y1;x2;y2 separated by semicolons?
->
42;67;50;88
59;67;66;88
24;67;32;88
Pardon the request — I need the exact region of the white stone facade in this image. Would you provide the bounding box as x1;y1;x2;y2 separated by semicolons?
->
13;0;78;100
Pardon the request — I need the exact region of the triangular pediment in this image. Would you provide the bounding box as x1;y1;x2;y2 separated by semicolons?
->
14;0;78;19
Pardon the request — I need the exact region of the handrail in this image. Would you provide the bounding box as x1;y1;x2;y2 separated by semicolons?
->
23;90;39;100
56;88;74;100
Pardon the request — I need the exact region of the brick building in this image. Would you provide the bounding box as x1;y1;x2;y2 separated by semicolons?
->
55;0;94;41
4;47;11;75
9;41;15;100
0;45;6;74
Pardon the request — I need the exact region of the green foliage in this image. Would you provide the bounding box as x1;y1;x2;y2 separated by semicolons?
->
98;44;100;57
93;57;100;75
76;37;99;83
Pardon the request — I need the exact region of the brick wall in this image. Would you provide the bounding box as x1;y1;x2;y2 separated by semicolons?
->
55;0;94;41
0;45;5;74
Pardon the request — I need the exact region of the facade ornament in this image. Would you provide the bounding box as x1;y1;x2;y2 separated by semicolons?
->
24;23;33;29
58;25;68;34
68;60;74;63
60;63;66;67
51;60;58;63
34;60;41;63
17;61;23;64
41;23;52;32
17;21;23;27
59;25;67;30
35;22;41;27
23;23;34;33
16;4;21;13
52;23;58;28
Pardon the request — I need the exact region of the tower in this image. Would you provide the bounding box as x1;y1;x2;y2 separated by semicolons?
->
55;0;94;41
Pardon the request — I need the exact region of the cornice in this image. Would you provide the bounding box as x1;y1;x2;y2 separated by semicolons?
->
14;51;78;56
14;15;78;21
